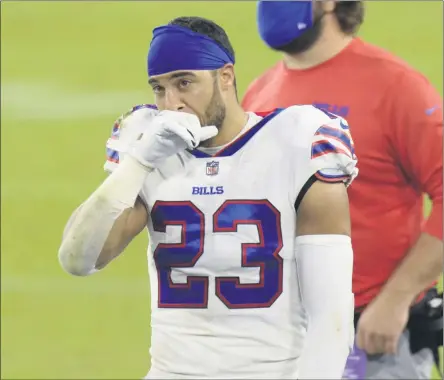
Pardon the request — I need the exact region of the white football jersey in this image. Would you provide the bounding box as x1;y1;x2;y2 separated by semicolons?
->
104;104;358;379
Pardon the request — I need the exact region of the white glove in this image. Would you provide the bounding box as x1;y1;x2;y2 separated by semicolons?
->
128;110;218;168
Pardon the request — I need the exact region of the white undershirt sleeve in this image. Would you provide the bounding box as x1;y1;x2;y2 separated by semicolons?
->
58;156;152;276
295;234;355;379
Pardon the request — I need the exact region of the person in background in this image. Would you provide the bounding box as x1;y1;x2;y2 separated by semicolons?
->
242;1;443;379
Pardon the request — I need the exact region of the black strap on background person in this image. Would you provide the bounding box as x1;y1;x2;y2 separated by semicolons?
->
354;288;443;376
408;288;443;377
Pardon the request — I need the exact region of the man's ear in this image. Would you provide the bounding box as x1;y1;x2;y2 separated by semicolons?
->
218;64;235;91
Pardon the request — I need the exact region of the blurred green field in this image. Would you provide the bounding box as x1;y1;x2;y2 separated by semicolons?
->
1;1;442;379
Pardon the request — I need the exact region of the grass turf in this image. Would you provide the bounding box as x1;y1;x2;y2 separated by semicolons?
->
1;2;442;378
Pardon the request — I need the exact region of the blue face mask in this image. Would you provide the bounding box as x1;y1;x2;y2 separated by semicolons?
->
257;1;314;49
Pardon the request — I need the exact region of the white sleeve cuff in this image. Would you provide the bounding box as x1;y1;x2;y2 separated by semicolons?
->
295;234;355;379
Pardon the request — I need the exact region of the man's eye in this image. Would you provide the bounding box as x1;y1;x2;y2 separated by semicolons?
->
152;85;164;94
179;80;191;88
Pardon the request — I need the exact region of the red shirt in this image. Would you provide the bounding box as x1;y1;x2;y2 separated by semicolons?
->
242;38;443;308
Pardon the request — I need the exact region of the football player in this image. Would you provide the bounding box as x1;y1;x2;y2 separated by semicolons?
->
58;16;358;379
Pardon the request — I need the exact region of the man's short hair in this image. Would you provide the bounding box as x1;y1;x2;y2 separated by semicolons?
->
334;1;365;35
168;16;236;61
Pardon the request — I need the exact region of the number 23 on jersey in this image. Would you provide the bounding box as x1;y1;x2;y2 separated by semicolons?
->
151;199;284;309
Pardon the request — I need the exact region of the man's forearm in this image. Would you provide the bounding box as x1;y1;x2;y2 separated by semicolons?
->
298;317;352;379
296;236;354;379
378;232;443;306
58;156;151;276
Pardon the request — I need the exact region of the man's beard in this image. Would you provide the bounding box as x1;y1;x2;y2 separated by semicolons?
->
201;78;226;130
277;9;326;55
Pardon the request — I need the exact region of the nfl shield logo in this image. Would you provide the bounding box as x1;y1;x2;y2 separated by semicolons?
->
206;161;219;176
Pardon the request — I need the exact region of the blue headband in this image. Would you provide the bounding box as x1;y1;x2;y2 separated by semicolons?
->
147;25;235;77
257;1;313;48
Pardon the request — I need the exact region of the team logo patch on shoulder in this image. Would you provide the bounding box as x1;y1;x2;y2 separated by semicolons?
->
206;161;219;176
